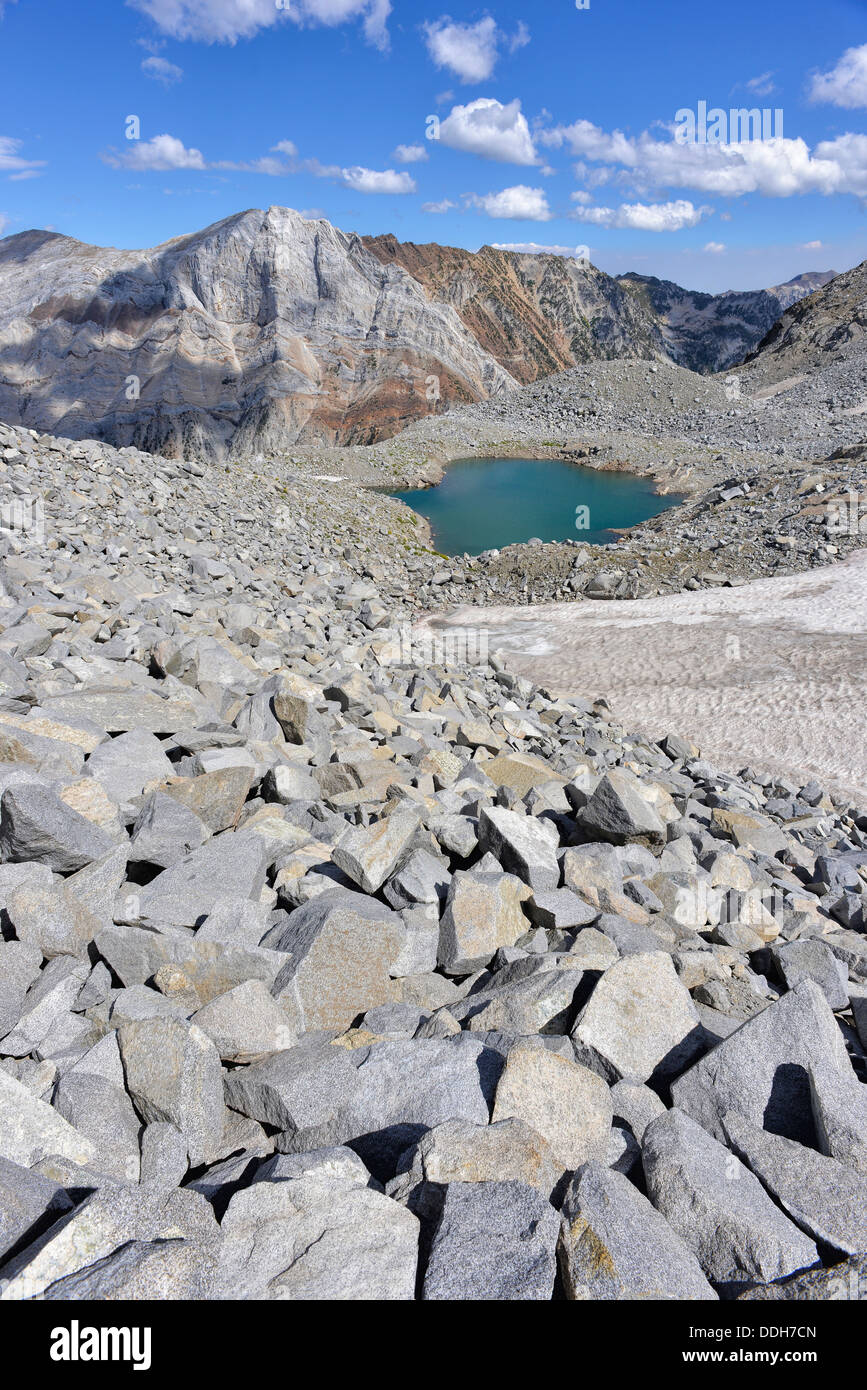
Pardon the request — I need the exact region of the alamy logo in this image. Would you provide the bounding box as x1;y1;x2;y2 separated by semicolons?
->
50;1321;152;1371
674;100;783;144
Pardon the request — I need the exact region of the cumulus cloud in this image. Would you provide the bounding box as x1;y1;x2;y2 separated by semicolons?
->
129;0;392;49
423;15;529;83
393;143;428;163
438;98;537;164
573;199;710;231
102;133;207;170
422;197;456;212
704;240;726;252
466;184;551;220
341;166;415;193
141;55;184;84
542;116;867;198
809;44;867;108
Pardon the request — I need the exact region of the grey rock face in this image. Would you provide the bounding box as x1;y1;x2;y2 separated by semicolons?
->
577;769;667;850
572;951;703;1084
0;1155;73;1263
558;1161;717;1300
491;1042;612;1169
267;889;403;1032
722;1110;867;1255
642;1108;819;1288
422;1180;559;1300
117;1019;226;1166
671;980;858;1146
477;806;560;891
0;785;115;872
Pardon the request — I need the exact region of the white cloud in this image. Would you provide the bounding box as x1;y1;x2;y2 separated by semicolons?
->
542;116;867;199
0;136;45;177
393;143;428;163
422;197;455;212
103;133;206;170
809;44;867;108
141;55;183;84
491;241;589;257
704;240;726;253
745;71;775;96
439;97;537;165
801;239;823;250
573;199;709;231
423;16;529;83
130;0;391;49
8;169;41;181
341;166;415;193
272;140;298;158
467;184;551;220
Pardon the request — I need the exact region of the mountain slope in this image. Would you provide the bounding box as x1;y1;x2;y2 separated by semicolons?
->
0;207;514;459
0;205;840;459
744;259;867;384
615;271;836;373
363;235;667;381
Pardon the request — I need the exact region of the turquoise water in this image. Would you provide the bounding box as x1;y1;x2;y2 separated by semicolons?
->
392;456;682;556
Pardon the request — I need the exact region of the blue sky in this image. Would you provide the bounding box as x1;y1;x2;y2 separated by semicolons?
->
1;0;866;290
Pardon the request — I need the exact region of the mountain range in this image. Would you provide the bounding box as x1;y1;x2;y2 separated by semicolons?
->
0;205;840;458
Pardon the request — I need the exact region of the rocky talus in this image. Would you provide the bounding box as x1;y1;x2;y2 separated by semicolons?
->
0;419;864;1300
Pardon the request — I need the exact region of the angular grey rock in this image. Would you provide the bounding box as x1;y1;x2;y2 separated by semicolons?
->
0;1183;218;1301
387;1118;562;1217
453;967;581;1035
274;1035;502;1176
267;888;402;1031
332;805;422;894
5;878;102;960
491;1041;612;1169
527;888;599;931
642;1108;819;1288
578;768;666;850
422;1180;559;1300
609;1078;667;1141
192;980;296;1062
437;869;530;975
254;1145;370;1189
0;1155;73;1263
671;980;859;1146
132;830;268;927
139;1122;189;1189
0;940;43;1036
808;1062;867;1176
572;951;704;1084
39;1236;220;1300
127;791;209;868
117;1018;227;1165
558;1161;717;1300
383;849;451;912
223;1041;360;1132
722;1109;867;1255
0;1067;98;1168
478;805;560;891
217;1175;418;1300
51;1072;142;1182
0;956;89;1057
770;938;849;1011
0;784;115;872
84;728;174;807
